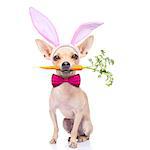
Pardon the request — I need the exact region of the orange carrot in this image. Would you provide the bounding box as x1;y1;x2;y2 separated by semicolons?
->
71;65;87;70
39;66;60;70
39;65;87;71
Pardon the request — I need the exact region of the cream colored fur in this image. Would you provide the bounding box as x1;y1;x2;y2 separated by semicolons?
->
36;36;94;148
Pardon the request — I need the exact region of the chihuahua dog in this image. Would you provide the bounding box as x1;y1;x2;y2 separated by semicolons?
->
29;7;103;148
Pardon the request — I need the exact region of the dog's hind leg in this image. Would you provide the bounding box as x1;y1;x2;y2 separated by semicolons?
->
77;119;93;143
63;118;83;142
82;119;93;136
63;118;91;142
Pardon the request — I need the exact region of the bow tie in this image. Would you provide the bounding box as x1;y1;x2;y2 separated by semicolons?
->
51;74;81;87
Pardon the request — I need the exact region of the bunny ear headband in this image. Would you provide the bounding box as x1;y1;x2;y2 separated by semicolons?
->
29;7;103;47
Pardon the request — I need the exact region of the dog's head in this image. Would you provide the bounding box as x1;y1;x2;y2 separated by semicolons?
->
35;36;93;77
29;7;103;77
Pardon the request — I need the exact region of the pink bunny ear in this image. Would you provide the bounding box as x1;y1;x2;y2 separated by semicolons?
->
29;7;59;46
71;22;104;45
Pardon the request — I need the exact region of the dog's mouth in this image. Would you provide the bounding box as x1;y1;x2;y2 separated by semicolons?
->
61;69;72;73
61;66;72;73
58;67;75;77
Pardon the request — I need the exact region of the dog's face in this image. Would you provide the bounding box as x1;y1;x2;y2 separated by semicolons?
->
35;36;94;77
52;46;79;77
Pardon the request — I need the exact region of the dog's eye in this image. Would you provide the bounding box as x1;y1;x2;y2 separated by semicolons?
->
71;54;78;60
53;55;60;61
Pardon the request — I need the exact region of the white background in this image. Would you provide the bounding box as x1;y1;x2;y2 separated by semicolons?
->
0;0;150;150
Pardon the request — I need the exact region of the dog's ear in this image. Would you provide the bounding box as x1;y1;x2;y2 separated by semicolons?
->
77;36;94;58
35;39;53;59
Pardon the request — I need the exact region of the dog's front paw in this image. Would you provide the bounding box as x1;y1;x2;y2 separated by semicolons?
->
50;138;56;144
69;141;77;148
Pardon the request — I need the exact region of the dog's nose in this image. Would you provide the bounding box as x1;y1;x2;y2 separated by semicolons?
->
62;61;70;70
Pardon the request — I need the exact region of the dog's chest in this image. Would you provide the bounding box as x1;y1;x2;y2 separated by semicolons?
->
51;83;82;117
53;83;79;101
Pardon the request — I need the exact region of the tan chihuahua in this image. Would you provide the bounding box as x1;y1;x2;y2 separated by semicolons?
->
29;7;103;148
